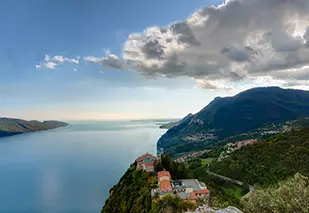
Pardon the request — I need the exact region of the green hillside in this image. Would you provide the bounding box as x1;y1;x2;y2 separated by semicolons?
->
101;164;153;213
210;128;309;186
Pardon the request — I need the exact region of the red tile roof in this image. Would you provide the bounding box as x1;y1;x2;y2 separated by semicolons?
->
187;193;198;200
159;180;173;192
194;189;209;194
158;171;171;179
135;152;156;162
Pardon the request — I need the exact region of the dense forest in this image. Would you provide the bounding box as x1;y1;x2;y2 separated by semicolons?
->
241;173;309;213
101;164;152;213
156;155;193;179
210;128;309;186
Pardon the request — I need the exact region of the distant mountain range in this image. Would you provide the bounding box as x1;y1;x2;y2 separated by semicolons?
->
157;87;309;155
0;118;68;138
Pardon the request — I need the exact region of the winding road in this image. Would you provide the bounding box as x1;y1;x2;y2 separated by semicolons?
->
206;168;254;193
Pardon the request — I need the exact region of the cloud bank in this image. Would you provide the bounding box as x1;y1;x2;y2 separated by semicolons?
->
92;0;309;89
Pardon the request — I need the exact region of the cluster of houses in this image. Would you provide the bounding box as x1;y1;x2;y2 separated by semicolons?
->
230;139;257;150
175;150;208;163
218;139;260;161
183;132;217;142
135;152;209;203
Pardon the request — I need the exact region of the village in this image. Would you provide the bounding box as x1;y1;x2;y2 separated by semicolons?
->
134;152;245;213
135;153;209;204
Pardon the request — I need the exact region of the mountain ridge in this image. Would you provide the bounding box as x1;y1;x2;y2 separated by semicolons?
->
157;87;309;155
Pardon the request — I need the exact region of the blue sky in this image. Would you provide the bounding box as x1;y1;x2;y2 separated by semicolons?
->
0;0;226;120
1;0;309;120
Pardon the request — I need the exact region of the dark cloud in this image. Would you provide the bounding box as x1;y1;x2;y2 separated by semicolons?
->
304;27;309;48
272;67;309;81
84;52;125;70
170;22;201;46
264;30;303;52
142;40;165;59
220;46;253;62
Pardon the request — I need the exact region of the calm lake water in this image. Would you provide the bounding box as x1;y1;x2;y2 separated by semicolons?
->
0;121;166;213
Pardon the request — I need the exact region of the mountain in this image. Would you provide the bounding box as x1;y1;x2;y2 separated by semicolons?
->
0;117;68;138
157;87;309;155
159;113;193;129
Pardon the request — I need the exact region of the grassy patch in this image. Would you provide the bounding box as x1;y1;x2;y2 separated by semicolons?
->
222;185;244;199
201;158;214;166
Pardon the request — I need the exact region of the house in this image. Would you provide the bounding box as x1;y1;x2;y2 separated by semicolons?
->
154;171;209;202
135;152;157;173
172;179;209;202
158;171;173;192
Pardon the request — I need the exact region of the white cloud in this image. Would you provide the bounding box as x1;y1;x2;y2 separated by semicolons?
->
45;62;58;69
83;50;125;69
84;56;102;63
36;55;79;69
52;55;79;64
93;0;309;90
67;58;79;64
53;55;65;63
36;61;57;69
195;79;235;90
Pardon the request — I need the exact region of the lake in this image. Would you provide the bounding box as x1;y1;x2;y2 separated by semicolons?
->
0;121;166;213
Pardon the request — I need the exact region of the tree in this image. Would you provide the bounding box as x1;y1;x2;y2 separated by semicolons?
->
159;155;193;179
211;128;309;186
101;164;152;213
150;195;196;213
188;158;202;170
241;173;309;213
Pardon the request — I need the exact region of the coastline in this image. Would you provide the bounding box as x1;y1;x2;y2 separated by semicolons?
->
0;118;69;139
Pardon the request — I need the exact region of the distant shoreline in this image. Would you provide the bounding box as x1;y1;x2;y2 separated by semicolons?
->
0;118;69;139
130;118;179;123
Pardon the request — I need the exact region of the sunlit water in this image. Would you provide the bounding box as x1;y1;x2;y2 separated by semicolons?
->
0;121;166;213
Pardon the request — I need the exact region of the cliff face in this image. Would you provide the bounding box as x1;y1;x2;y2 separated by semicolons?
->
0;117;68;138
157;87;309;155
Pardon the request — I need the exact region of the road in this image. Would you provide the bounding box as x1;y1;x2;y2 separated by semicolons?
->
206;168;254;193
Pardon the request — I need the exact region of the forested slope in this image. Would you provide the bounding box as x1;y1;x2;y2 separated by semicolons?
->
210;128;309;185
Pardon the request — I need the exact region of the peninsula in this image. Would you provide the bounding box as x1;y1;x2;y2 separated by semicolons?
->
0;117;68;138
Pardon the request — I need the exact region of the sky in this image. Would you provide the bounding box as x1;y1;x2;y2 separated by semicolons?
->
1;0;309;121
